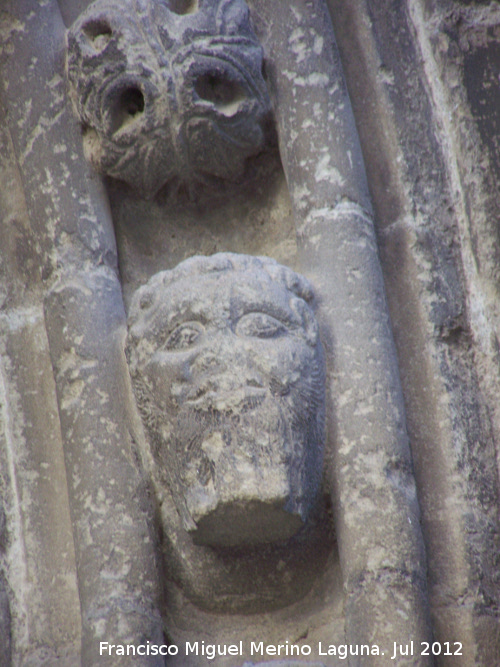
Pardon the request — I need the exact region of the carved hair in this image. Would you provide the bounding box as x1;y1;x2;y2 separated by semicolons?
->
127;252;318;362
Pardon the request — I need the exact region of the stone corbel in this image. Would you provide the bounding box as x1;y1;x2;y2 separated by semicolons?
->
66;0;274;197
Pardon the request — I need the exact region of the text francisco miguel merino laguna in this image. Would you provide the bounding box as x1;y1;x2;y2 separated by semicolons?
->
100;640;391;660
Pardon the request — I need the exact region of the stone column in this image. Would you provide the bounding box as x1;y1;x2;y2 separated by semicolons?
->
0;48;80;667
0;1;163;664
327;0;500;663
250;0;432;662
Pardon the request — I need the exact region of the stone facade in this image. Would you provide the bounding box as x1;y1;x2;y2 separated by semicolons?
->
0;0;499;665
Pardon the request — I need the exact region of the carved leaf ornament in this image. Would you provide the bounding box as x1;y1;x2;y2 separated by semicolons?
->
67;0;272;196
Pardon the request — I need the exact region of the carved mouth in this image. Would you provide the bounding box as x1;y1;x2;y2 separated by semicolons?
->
185;386;267;412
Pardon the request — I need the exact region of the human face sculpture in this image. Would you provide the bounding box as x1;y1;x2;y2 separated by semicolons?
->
127;254;325;547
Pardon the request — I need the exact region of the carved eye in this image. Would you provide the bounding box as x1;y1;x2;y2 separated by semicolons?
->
235;313;286;339
82;19;113;52
194;73;246;117
166;0;199;15
164;322;204;350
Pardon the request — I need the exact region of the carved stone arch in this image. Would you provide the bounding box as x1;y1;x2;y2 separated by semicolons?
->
1;0;500;665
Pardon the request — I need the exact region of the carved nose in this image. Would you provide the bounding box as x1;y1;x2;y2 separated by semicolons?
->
193;71;246;117
189;339;265;404
194;363;264;391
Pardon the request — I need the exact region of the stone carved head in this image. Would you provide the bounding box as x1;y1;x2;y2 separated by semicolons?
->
127;254;325;548
67;0;272;196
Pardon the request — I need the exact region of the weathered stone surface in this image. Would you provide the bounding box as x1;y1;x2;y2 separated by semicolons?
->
127;253;325;547
0;569;10;667
3;0;500;664
250;2;432;662
0;42;82;662
67;0;272;196
0;310;81;665
328;0;500;663
1;1;164;663
44;268;165;665
126;253;333;615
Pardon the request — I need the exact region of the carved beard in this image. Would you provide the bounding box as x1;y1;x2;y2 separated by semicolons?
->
133;359;324;546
